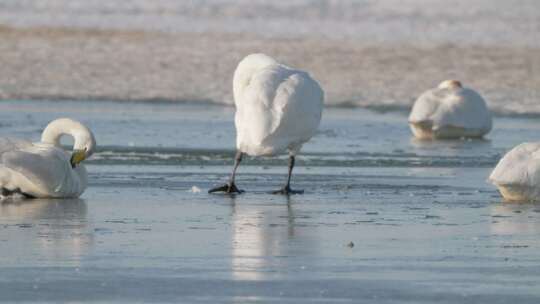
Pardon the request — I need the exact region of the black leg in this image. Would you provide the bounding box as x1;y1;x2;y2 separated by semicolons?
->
21;191;36;199
209;151;245;194
1;188;10;197
1;188;35;199
272;155;304;195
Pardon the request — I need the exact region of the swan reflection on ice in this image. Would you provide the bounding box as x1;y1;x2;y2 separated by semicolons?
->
0;198;93;264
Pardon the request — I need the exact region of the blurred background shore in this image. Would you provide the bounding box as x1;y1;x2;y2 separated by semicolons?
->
0;0;539;115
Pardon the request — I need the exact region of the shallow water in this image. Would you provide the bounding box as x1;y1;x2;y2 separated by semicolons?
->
1;101;540;302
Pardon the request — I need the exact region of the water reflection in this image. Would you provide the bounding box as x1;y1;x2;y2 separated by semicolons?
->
410;137;492;155
490;202;540;236
0;198;93;264
485;201;540;259
229;195;316;281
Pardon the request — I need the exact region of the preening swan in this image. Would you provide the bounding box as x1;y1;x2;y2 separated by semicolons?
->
489;142;540;202
0;118;96;198
409;80;492;139
209;53;324;194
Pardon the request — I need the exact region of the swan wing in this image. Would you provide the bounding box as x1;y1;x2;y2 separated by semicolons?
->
235;67;280;150
410;88;491;131
262;70;323;152
1;143;76;196
489;142;540;187
235;66;323;155
0;138;33;155
432;88;491;131
409;88;442;124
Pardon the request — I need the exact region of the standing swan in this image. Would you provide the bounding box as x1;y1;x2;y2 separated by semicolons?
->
409;80;492;139
209;53;324;194
0;118;96;198
489;142;540;202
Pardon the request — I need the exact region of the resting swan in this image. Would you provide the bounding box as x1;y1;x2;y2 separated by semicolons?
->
209;53;324;194
489;142;540;202
0;118;96;198
409;80;492;139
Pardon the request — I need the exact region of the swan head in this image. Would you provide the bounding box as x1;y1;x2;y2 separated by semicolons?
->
438;80;462;89
41;118;96;168
233;53;279;102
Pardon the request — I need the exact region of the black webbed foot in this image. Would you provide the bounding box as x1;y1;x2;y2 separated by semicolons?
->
208;183;244;194
271;186;304;195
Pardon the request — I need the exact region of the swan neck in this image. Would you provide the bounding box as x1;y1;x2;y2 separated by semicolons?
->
41;126;77;151
40;119;94;155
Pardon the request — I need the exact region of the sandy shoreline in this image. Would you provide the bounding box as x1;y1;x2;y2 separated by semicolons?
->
1;26;539;114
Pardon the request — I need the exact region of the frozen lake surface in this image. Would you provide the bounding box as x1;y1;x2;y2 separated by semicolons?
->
1;101;540;303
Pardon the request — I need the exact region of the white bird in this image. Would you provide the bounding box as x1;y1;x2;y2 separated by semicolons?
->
409;80;492;139
209;53;324;194
489;142;540;202
0;118;96;198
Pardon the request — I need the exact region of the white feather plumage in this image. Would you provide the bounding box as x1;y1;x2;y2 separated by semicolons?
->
233;53;324;156
0;118;96;198
489;142;540;201
409;81;492;139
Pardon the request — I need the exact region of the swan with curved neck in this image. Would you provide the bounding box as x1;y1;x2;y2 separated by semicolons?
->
0;118;96;198
41;118;96;167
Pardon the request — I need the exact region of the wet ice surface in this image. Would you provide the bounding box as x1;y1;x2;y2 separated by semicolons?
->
1;101;540;303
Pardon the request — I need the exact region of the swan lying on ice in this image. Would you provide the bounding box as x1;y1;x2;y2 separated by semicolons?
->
0;118;96;198
489;142;540;202
409;80;492;139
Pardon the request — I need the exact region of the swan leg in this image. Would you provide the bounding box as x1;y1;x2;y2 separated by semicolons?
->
208;151;245;194
1;187;35;199
1;188;10;196
273;155;304;195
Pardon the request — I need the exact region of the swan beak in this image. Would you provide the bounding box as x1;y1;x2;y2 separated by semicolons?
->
70;150;87;168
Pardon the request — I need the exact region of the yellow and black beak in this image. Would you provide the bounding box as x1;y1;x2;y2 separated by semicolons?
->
70;150;87;168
